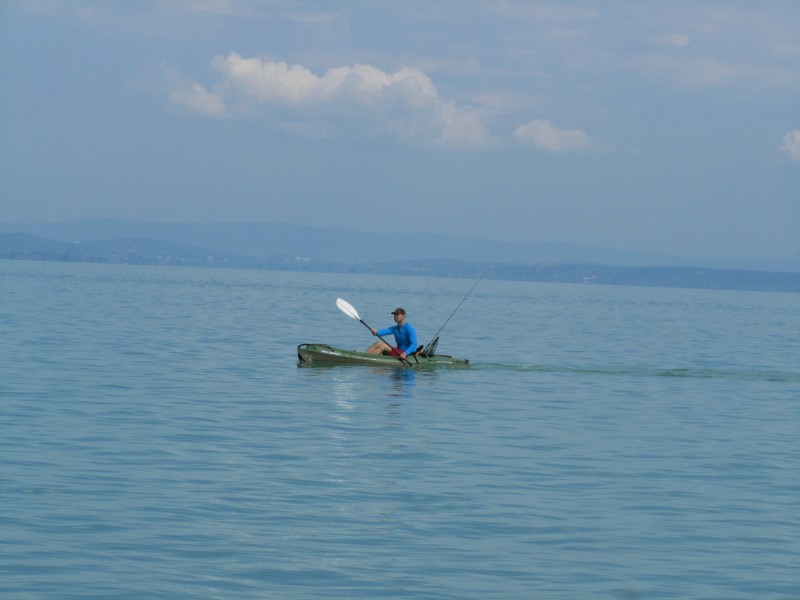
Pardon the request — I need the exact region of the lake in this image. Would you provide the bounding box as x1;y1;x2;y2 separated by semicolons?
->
1;260;798;599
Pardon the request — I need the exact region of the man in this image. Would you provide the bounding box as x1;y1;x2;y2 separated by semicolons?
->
365;307;418;359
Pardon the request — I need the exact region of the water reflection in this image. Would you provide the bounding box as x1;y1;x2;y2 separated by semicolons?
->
298;363;419;398
388;368;416;399
298;363;422;407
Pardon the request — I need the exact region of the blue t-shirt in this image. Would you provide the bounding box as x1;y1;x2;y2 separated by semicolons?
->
377;323;418;355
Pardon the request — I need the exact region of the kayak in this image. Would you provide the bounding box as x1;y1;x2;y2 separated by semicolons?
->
297;343;469;368
297;344;469;368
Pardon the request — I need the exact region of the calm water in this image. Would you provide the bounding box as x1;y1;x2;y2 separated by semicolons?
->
1;260;798;599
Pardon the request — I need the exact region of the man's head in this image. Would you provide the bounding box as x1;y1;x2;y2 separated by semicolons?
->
391;308;406;323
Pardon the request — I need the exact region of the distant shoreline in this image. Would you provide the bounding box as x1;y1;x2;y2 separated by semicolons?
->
3;240;798;294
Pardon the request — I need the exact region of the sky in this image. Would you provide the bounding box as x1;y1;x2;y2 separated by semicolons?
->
1;0;799;261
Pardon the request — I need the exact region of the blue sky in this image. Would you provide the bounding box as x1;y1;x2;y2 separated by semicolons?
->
1;1;798;261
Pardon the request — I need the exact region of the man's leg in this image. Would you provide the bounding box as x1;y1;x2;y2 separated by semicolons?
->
365;340;391;354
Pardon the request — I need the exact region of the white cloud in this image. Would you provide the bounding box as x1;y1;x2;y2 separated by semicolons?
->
439;103;490;147
213;54;440;109
514;119;593;153
169;82;226;117
171;53;490;147
781;129;800;163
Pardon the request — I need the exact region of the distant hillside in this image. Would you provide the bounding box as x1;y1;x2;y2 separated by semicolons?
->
2;232;799;293
0;233;262;268
2;218;797;272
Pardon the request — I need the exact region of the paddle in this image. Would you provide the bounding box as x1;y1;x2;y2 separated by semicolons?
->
336;298;413;366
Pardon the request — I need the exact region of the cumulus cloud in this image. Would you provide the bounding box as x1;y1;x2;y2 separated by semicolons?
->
781;129;800;162
170;53;490;147
514;119;594;153
212;54;440;108
169;82;225;116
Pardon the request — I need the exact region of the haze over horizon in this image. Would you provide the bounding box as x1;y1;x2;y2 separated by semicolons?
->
1;1;798;262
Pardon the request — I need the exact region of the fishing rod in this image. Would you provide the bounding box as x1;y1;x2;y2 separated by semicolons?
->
423;271;484;355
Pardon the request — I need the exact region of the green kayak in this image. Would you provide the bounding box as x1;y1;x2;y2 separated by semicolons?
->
297;343;469;368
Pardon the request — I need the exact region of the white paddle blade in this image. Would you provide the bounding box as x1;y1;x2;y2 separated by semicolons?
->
336;297;360;320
